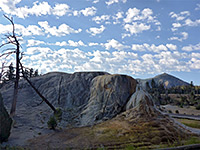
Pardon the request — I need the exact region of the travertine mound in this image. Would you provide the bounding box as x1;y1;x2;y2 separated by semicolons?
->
26;87;189;150
80;74;137;126
0;72;191;147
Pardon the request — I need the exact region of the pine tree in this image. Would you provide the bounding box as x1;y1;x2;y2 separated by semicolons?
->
30;68;33;78
34;69;39;77
6;63;15;81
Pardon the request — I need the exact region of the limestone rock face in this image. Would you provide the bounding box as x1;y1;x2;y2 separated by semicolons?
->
80;74;137;126
0;72;109;132
0;92;12;143
124;86;159;120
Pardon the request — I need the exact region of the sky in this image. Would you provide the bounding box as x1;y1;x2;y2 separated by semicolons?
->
0;0;200;85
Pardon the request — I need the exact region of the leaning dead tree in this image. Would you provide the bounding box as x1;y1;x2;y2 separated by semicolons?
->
0;15;56;117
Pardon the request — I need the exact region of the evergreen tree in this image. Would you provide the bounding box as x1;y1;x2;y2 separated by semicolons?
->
6;63;15;81
34;69;39;77
151;79;156;89
30;68;33;78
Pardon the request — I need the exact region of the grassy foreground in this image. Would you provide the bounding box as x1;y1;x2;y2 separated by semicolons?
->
176;118;200;129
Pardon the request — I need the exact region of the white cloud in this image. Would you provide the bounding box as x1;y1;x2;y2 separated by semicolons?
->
0;23;43;36
168;32;188;42
52;4;70;16
53;40;86;47
171;22;182;31
185;19;200;27
75;49;138;74
191;53;200;58
169;11;190;21
93;0;100;4
105;0;127;6
27;39;45;47
92;15;110;24
166;44;177;50
68;40;86;47
195;3;200;10
26;47;52;55
80;6;97;16
131;43;177;53
189;58;200;69
88;42;99;46
154;51;189;72
86;25;105;36
55;41;68;46
22;46;193;77
123;7;160;36
113;11;124;24
182;43;200;52
0;0;70;18
124;8;140;23
124;22;151;34
102;39;130;51
124;8;155;23
38;21;82;37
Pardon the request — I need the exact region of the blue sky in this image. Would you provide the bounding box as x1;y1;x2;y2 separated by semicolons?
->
0;0;200;85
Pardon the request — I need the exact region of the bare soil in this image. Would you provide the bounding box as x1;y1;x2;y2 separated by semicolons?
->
161;104;200;116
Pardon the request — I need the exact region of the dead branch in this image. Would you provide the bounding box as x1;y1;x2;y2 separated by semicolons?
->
19;61;56;112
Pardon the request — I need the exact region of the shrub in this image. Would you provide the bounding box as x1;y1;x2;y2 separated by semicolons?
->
168;110;172;113
54;108;62;121
175;110;179;114
195;104;200;110
47;116;57;130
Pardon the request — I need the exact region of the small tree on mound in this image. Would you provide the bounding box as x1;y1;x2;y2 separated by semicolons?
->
47;116;57;130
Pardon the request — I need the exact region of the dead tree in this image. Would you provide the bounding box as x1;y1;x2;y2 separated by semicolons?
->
19;61;56;112
0;15;57;116
0;15;20;117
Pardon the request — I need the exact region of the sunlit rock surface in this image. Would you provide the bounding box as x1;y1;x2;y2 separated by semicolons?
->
80;74;137;126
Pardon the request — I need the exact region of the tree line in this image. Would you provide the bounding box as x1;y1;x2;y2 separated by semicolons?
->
146;79;200;109
1;63;39;84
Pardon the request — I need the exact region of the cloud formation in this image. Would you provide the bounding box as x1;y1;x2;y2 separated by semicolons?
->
0;0;70;18
168;32;188;42
38;21;82;37
105;0;127;6
102;39;130;51
86;25;105;36
123;7;160;37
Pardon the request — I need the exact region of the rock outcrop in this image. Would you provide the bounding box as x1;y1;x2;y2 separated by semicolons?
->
80;74;137;126
0;92;12;143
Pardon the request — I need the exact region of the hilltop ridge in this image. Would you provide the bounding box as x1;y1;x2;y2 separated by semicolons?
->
138;72;190;89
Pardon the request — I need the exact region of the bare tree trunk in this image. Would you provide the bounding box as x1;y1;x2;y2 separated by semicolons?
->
2;15;57;116
10;26;20;117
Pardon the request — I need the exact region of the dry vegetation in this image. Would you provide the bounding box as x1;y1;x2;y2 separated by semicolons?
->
162;104;200;115
26;107;200;150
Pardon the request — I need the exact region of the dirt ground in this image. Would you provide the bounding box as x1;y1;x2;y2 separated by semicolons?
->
161;104;200;116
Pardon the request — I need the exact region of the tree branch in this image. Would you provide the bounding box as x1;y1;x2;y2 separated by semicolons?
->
19;61;56;112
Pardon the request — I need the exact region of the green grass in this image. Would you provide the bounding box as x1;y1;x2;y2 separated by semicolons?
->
177;118;200;129
184;136;200;145
151;136;200;149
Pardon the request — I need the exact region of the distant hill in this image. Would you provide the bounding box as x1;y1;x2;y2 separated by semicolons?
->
138;73;190;89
